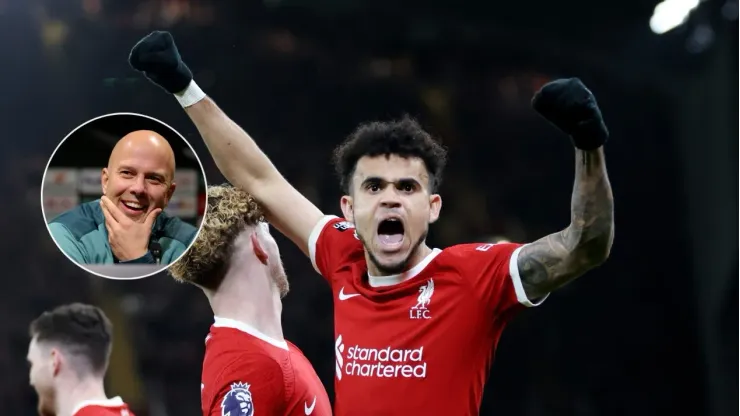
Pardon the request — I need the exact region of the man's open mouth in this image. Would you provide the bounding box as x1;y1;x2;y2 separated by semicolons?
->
120;200;147;213
377;218;405;249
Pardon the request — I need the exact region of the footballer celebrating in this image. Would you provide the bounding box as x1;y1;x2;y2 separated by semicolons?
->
168;184;331;416
27;303;135;416
130;32;615;415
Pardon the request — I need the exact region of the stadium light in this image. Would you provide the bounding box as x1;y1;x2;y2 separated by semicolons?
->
649;0;702;34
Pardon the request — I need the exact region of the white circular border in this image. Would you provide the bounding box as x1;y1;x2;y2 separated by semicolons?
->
40;112;209;281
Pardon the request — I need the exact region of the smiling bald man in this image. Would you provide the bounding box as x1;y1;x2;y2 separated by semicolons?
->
48;130;198;265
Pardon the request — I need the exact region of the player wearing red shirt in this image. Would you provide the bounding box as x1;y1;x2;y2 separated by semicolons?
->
27;303;136;416
308;216;542;414
130;31;615;415
72;397;133;416
168;185;331;416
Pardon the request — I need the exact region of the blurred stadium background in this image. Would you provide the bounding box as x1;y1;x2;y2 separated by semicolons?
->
0;0;736;415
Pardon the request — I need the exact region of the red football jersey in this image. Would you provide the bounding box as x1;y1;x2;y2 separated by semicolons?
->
200;317;331;416
72;397;134;416
308;216;547;415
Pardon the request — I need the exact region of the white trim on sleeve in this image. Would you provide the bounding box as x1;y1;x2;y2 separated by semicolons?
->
509;245;549;307
308;215;339;274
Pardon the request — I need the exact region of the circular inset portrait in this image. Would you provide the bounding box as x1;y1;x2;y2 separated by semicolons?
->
42;113;208;279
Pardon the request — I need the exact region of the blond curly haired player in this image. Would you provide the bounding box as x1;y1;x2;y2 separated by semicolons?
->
169;184;330;416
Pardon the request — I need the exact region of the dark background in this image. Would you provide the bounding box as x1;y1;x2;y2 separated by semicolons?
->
48;113;202;170
0;0;736;415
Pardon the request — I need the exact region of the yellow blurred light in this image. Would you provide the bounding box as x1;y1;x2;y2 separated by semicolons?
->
41;20;69;47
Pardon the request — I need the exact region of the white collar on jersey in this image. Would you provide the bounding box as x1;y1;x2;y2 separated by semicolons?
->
71;396;123;415
213;316;289;351
367;248;442;288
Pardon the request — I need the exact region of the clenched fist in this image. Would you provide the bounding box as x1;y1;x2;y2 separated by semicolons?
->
532;77;609;150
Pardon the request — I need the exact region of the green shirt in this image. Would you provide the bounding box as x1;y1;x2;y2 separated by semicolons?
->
48;199;197;265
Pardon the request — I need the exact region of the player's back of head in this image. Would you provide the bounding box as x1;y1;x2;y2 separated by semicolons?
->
29;303;113;377
168;184;267;290
332;115;448;194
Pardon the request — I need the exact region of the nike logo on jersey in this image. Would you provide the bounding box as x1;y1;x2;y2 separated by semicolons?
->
304;396;316;415
338;287;360;301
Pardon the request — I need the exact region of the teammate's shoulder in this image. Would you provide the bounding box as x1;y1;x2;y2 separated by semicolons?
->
216;369;287;416
207;330;274;358
72;397;130;416
286;340;304;355
208;349;283;382
217;380;260;416
207;323;292;352
228;351;283;370
212;351;286;397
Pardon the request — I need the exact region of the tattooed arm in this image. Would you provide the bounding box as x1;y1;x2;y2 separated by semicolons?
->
518;147;615;300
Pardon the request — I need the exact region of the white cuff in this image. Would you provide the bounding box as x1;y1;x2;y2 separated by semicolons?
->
509;245;549;307
174;80;206;108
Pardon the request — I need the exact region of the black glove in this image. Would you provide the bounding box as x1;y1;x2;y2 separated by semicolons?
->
532;78;608;150
129;31;193;94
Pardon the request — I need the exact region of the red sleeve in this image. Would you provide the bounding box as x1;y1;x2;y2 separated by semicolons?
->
307;215;364;286
452;242;548;320
74;406;132;416
208;354;286;416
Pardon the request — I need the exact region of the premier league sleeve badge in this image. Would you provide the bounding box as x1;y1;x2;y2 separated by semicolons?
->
221;382;254;416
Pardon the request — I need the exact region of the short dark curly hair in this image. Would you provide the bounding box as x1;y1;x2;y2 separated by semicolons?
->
332;116;448;194
29;303;113;376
